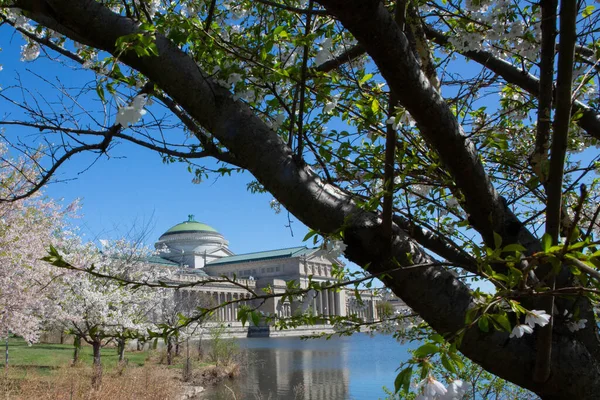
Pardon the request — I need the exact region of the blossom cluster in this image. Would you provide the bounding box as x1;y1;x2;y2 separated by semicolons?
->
416;376;471;400
116;94;148;127
510;309;551;339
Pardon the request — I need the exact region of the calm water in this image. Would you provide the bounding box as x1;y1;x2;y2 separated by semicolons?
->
202;333;413;400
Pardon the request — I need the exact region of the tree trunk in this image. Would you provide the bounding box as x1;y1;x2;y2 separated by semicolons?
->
175;340;180;357
166;337;173;366
60;331;64;345
4;336;8;369
197;336;203;360
183;338;191;382
117;338;126;362
136;340;143;351
72;336;81;365
91;338;102;389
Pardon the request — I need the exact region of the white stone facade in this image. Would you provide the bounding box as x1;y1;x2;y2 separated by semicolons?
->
154;217;398;328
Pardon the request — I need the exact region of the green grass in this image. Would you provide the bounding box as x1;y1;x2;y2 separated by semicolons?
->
0;337;149;370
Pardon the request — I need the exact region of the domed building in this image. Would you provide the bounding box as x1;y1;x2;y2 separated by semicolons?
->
155;215;233;268
152;215;387;336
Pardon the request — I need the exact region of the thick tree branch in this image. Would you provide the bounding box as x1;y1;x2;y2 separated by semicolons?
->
316;0;538;253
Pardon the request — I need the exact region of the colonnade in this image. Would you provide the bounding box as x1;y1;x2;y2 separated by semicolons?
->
276;301;292;318
177;287;379;325
211;291;252;322
310;289;343;317
346;299;377;321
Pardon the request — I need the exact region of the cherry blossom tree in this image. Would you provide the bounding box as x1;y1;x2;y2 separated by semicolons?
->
150;288;214;365
51;238;166;386
1;0;600;398
0;145;78;350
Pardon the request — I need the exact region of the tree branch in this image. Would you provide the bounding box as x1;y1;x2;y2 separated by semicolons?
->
537;0;578;383
423;25;600;141
530;0;557;185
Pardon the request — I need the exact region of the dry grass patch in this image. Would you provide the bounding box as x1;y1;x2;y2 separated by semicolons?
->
0;364;180;400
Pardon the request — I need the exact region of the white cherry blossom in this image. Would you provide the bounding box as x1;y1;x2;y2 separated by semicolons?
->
525;309;551;328
567;319;587;333
116;94;148;127
323;94;340;114
20;42;40;62
417;375;448;398
510;324;533;338
440;379;471;399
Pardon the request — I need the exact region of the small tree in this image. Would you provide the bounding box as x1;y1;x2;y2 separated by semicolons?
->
50;239;164;387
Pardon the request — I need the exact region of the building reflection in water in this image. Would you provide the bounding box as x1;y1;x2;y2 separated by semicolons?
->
206;338;350;400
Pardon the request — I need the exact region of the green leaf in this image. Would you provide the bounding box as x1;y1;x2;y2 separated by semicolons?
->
478;315;489;332
359;73;373;84
413;343;439;358
237;308;248;326
430;334;444;344
582;5;595;18
441;353;457;374
541;233;552;252
465;307;479;324
448;352;465;370
490;313;511;332
503;243;526;253
394;366;412;394
302;230;318;242
371;98;380;114
96;84;106;103
493;232;502;249
251;311;261;327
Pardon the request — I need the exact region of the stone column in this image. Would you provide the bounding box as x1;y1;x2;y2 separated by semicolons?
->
338;291;346;317
318;291;323;316
220;292;226;321
371;299;378;321
233;293;238;321
329;290;336;316
226;293;232;321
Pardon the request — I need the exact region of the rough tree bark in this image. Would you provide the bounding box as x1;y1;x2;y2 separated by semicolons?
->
72;335;81;365
91;336;102;389
166;336;173;366
117;338;126;363
11;0;600;398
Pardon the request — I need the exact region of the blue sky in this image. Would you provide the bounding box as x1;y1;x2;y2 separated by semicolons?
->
0;26;311;255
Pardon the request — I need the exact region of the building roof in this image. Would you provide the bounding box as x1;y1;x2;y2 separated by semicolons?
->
207;246;318;266
161;214;218;236
146;255;180;267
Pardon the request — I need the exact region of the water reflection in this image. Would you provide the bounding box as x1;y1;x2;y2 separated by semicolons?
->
202;334;412;400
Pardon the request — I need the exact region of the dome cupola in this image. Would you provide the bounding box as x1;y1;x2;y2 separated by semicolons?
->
155;215;231;268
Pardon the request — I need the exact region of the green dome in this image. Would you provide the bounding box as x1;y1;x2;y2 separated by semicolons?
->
162;215;218;235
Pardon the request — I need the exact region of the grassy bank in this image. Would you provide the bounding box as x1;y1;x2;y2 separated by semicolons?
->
0;336;241;399
1;337;148;370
